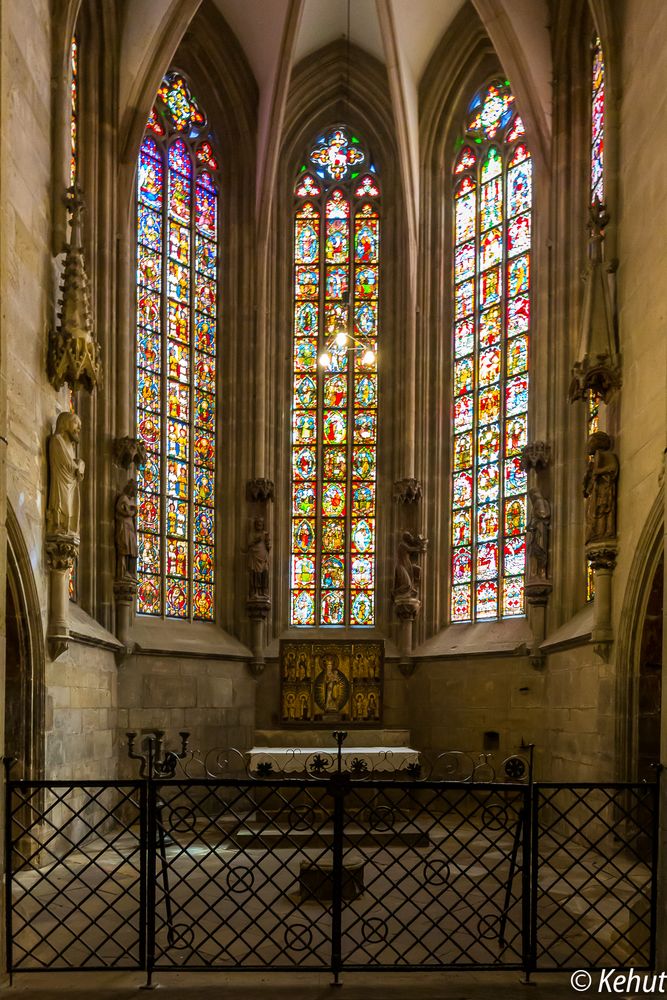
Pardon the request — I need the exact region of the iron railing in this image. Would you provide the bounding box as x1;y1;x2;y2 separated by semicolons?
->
4;741;659;986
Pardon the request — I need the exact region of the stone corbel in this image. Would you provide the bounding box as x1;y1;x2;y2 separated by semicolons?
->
47;187;102;394
113;436;147;470
569;203;621;406
587;542;617;662
393;478;423;504
244;478;274;675
46;534;79;659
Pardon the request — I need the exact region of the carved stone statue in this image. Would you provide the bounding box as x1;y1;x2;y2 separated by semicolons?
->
526;487;551;580
46;412;85;536
392;531;428;601
244;516;271;599
583;432;619;544
115;479;138;581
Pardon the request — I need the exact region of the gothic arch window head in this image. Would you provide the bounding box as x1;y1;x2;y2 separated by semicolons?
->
290;126;379;627
450;80;531;623
135;71;218;621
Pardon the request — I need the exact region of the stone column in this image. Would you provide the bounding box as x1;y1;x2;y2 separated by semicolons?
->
587;544;617;661
46;535;79;659
245;478;274;675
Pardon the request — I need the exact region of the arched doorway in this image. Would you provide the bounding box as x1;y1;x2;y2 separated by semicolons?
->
637;553;663;782
5;507;44;780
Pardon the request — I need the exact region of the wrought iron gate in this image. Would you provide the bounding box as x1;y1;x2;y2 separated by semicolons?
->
4;752;659;985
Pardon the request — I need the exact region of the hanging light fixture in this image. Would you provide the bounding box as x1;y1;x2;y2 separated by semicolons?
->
318;0;376;371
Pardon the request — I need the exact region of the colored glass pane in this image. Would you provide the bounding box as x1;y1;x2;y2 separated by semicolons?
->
70;36;78;188
135;74;218;620
591;39;605;205
451;81;531;622
290;128;378;626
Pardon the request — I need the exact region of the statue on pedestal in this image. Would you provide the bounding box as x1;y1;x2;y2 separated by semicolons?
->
526;487;551;580
583;432;619;544
115;479;138;581
46;412;85;537
244;516;271;600
392;531;428;601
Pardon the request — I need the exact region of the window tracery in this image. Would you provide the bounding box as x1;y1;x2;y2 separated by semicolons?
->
450;81;531;623
134;72;218;620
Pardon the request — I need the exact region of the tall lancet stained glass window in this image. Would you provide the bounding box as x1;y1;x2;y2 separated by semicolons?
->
290;127;379;627
450;81;531;623
135;72;218;620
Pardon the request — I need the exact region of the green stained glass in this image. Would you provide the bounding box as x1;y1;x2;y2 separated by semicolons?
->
323;447;346;479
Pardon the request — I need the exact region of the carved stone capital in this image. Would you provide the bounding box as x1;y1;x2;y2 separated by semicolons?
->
393;478;423;504
594;640;612;662
113;436;147;470
114;579;137;605
586;541;617;571
246;595;271;621
520;441;551;472
393;597;421;622
45;534;79;572
246;478;275;503
524;581;553;606
398;659;417;678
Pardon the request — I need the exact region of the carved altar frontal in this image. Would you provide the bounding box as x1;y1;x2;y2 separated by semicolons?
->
280;640;383;725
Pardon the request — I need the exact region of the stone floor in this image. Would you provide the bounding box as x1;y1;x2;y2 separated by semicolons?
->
6;969;578;999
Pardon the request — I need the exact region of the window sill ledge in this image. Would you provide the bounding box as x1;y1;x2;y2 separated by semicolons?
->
129;619;252;660
539;603;593;654
413;618;532;660
69;603;124;652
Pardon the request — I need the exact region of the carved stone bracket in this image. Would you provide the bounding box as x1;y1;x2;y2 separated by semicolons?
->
48;187;102;394
524;581;553;606
46;533;79;660
246;478;275;503
520;441;551;472
113;578;137;606
586;541;617;572
394;597;421;622
113;436;147;470
393;478;423;504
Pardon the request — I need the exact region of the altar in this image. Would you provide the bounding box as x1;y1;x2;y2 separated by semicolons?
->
249;728;418;774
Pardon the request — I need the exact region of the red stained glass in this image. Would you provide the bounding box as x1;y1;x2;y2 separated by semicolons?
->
503;576;524;616
476;580;498;619
479;266;501;308
507;335;528;376
506;116;525;142
477;425;500;464
477;541;498;580
351;519;374;553
323;519;346;551
350;591;373;625
322;555;345;589
504;537;525;576
507;296;530;336
455;191;476;243
591;40;605;204
455;146;476;173
455;241;476;281
452;509;471;546
354;174;380;197
480;228;502;270
454;357;474;396
507;215;531;257
323;447;346;479
295;173;321;198
295;219;319;263
453;547;472;583
322;483;346;517
478;504;499;540
452;585;472;621
480;306;501;346
292;556;316;587
293;519;316;553
480;178;502;230
139;146;163;210
195;179;217;238
169;223;190;264
468;82;515;139
158;74;206;133
196;141;218;169
138;575;161;615
478;463;500;503
454;395;473;432
508;159;532;215
504;498;526;536
70;36;78;188
293;484;316;517
166;579;188;618
454;432;473;470
321;590;345;625
455;319;474;358
311;130;364;182
455;280;474;319
452;471;473;508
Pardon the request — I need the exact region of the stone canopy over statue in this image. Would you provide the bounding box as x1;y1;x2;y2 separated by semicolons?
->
46;411;85;538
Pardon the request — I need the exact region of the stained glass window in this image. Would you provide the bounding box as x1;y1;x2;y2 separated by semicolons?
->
450;81;531;623
69;35;78;188
290;128;379;627
586;39;605;601
135;72;218;620
591;37;605;206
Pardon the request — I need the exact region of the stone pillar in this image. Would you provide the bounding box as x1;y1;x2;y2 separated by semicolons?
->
587;544;617;661
245;478;274;675
46;535;79;659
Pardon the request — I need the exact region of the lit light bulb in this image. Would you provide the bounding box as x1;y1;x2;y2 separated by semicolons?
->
319;351;331;367
362;349;375;365
334;331;348;347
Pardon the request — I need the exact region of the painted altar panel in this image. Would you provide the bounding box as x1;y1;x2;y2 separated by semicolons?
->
280;640;383;724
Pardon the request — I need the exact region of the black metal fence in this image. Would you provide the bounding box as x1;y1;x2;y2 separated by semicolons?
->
4;748;660;986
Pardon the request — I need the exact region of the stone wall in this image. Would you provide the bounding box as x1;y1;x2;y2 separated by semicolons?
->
117;654;256;776
45;638;118;780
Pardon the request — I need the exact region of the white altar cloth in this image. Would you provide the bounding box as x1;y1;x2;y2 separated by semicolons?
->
248;746;419;773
